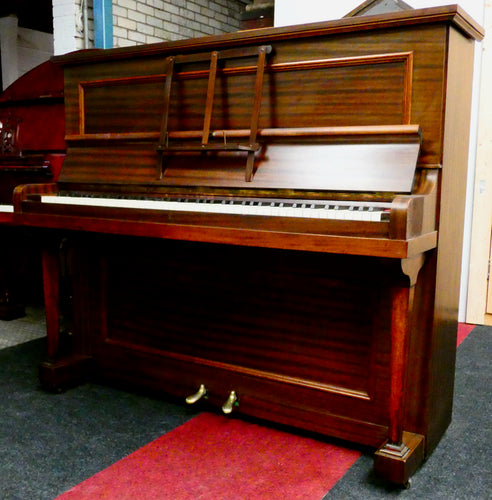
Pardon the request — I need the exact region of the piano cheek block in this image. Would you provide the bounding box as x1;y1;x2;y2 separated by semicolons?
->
389;195;428;240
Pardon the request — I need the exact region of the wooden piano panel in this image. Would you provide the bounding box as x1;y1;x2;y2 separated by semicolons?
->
60;145;158;184
105;242;376;390
260;56;411;128
161;141;420;191
83;79;165;135
71;235;394;445
61;23;447;172
272;24;448;166
77;52;411;138
58;139;419;192
0;166;51;205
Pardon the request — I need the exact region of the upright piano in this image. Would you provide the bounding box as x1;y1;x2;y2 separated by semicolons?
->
13;6;483;485
0;60;65;319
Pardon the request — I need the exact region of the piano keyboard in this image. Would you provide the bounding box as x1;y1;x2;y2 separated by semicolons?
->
0;204;14;213
40;195;391;222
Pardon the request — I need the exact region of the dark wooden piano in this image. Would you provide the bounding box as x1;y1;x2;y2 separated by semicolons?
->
13;6;483;485
0;60;65;319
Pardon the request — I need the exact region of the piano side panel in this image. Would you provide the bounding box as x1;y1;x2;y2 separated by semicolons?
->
0;169;53;205
391;28;477;456
5;102;65;152
0;60;64;104
0;59;65;155
423;28;476;453
0;59;65;319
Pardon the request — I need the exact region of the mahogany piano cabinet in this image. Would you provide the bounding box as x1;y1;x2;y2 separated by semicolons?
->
0;60;65;319
13;6;483;485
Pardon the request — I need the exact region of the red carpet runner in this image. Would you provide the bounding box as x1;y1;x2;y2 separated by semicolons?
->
57;324;474;499
457;323;475;346
57;412;360;499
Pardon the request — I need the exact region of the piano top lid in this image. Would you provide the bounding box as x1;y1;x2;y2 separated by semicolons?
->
50;4;483;67
0;155;51;168
0;60;65;155
0;60;63;105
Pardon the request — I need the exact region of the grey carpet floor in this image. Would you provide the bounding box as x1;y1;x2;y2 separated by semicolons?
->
0;306;46;349
1;309;490;499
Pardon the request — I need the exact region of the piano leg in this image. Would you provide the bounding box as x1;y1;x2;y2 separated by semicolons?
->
374;255;426;485
42;243;60;359
38;238;91;391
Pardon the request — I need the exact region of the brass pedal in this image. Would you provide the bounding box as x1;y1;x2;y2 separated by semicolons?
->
185;384;207;404
221;390;238;414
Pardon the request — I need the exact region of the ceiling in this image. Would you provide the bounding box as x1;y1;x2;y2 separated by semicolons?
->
0;0;256;36
0;0;53;33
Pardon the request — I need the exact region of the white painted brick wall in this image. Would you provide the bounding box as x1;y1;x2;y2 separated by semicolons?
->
52;0;94;54
113;0;247;47
53;0;249;54
0;17;54;89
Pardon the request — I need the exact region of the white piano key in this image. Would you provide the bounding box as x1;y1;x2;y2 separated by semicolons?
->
40;195;391;222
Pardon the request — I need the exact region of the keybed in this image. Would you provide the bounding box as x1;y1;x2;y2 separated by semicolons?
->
40;194;391;222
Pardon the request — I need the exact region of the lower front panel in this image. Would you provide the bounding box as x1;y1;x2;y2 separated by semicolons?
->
70;235;395;447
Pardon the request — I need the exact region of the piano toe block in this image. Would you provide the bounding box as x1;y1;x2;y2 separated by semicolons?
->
39;355;93;392
373;431;425;485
